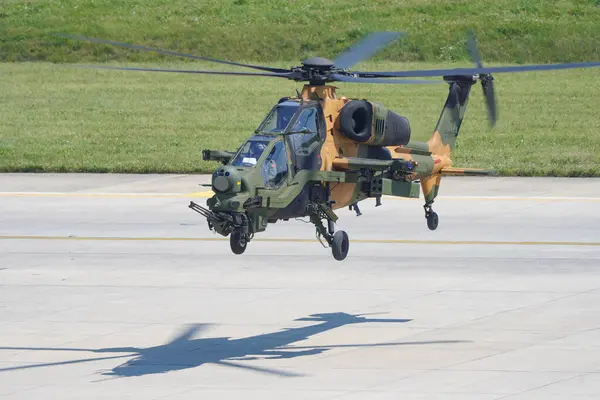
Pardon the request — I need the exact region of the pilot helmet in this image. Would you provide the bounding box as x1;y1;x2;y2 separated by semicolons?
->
250;141;266;156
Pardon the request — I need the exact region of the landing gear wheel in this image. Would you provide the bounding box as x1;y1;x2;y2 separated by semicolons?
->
230;229;247;255
427;211;439;231
331;230;349;261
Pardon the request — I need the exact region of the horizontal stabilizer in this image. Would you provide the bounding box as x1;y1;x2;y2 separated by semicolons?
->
440;167;497;176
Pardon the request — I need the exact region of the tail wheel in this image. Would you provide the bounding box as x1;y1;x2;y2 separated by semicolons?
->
331;230;349;261
427;212;439;231
230;228;247;255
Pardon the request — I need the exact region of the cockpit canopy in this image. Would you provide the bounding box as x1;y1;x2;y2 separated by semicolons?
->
230;99;323;170
255;100;320;135
230;134;274;167
256;101;300;134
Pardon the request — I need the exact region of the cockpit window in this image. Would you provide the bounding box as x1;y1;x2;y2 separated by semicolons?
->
261;141;288;189
290;107;319;133
230;135;274;167
256;101;300;133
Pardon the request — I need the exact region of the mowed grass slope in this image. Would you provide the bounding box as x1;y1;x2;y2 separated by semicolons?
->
2;0;600;175
1;62;599;175
2;0;600;63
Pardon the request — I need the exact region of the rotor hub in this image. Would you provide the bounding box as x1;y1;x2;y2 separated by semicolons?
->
301;57;335;70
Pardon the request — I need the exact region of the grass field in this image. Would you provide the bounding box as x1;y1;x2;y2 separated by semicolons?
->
2;0;600;176
1;61;599;175
2;0;600;63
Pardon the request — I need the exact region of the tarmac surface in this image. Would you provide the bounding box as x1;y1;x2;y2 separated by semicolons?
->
1;174;599;399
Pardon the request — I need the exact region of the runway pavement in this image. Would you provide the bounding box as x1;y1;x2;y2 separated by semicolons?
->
1;174;599;399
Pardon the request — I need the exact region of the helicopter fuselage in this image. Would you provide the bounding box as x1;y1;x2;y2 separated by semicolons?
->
196;84;452;239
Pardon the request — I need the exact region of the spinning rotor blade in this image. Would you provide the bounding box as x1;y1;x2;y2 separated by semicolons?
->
73;65;293;78
55;34;291;73
466;30;497;127
482;78;497;126
333;31;404;69
355;60;600;78
466;31;483;68
330;73;439;85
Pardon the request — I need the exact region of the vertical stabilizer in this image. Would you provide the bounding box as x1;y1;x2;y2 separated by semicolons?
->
427;77;476;156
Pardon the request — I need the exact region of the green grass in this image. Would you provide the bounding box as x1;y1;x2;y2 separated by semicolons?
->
2;0;600;63
1;61;599;175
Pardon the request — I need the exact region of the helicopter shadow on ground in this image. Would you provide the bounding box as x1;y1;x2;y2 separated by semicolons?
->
0;312;468;378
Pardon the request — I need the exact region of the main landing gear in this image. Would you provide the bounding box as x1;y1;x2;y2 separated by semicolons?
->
424;201;439;231
309;196;349;261
311;211;349;261
331;230;350;261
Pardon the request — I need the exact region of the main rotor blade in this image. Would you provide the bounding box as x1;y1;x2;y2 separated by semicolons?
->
333;31;404;69
355;61;600;78
331;74;439;84
73;65;293;78
55;34;291;73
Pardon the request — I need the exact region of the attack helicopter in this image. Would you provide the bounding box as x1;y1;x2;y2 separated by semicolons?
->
63;32;600;260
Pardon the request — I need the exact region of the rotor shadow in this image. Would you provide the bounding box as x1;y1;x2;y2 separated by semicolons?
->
0;312;466;378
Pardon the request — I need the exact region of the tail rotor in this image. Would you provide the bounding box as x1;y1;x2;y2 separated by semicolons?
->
466;31;497;127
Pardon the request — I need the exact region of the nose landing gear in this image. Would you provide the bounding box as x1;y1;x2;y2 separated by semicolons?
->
230;228;249;254
229;213;253;255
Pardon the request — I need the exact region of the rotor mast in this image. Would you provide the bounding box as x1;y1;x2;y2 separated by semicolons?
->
297;57;338;100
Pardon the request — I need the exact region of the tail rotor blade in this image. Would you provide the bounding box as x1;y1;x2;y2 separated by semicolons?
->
482;76;497;127
465;30;497;127
466;30;483;68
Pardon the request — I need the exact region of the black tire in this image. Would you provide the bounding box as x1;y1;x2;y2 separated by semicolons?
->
427;212;439;231
331;230;349;261
230;229;247;255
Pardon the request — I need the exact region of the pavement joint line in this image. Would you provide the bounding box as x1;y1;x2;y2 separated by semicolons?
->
1;191;600;201
0;235;599;246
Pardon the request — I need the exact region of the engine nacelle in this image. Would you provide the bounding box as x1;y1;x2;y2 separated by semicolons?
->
338;100;411;146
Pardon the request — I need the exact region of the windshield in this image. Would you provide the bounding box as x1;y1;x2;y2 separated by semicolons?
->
230;135;275;167
256;101;300;133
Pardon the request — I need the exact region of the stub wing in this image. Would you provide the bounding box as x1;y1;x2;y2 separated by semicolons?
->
440;167;497;176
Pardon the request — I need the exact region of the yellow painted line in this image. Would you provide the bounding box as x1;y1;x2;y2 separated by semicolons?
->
185;191;214;198
0;235;599;246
